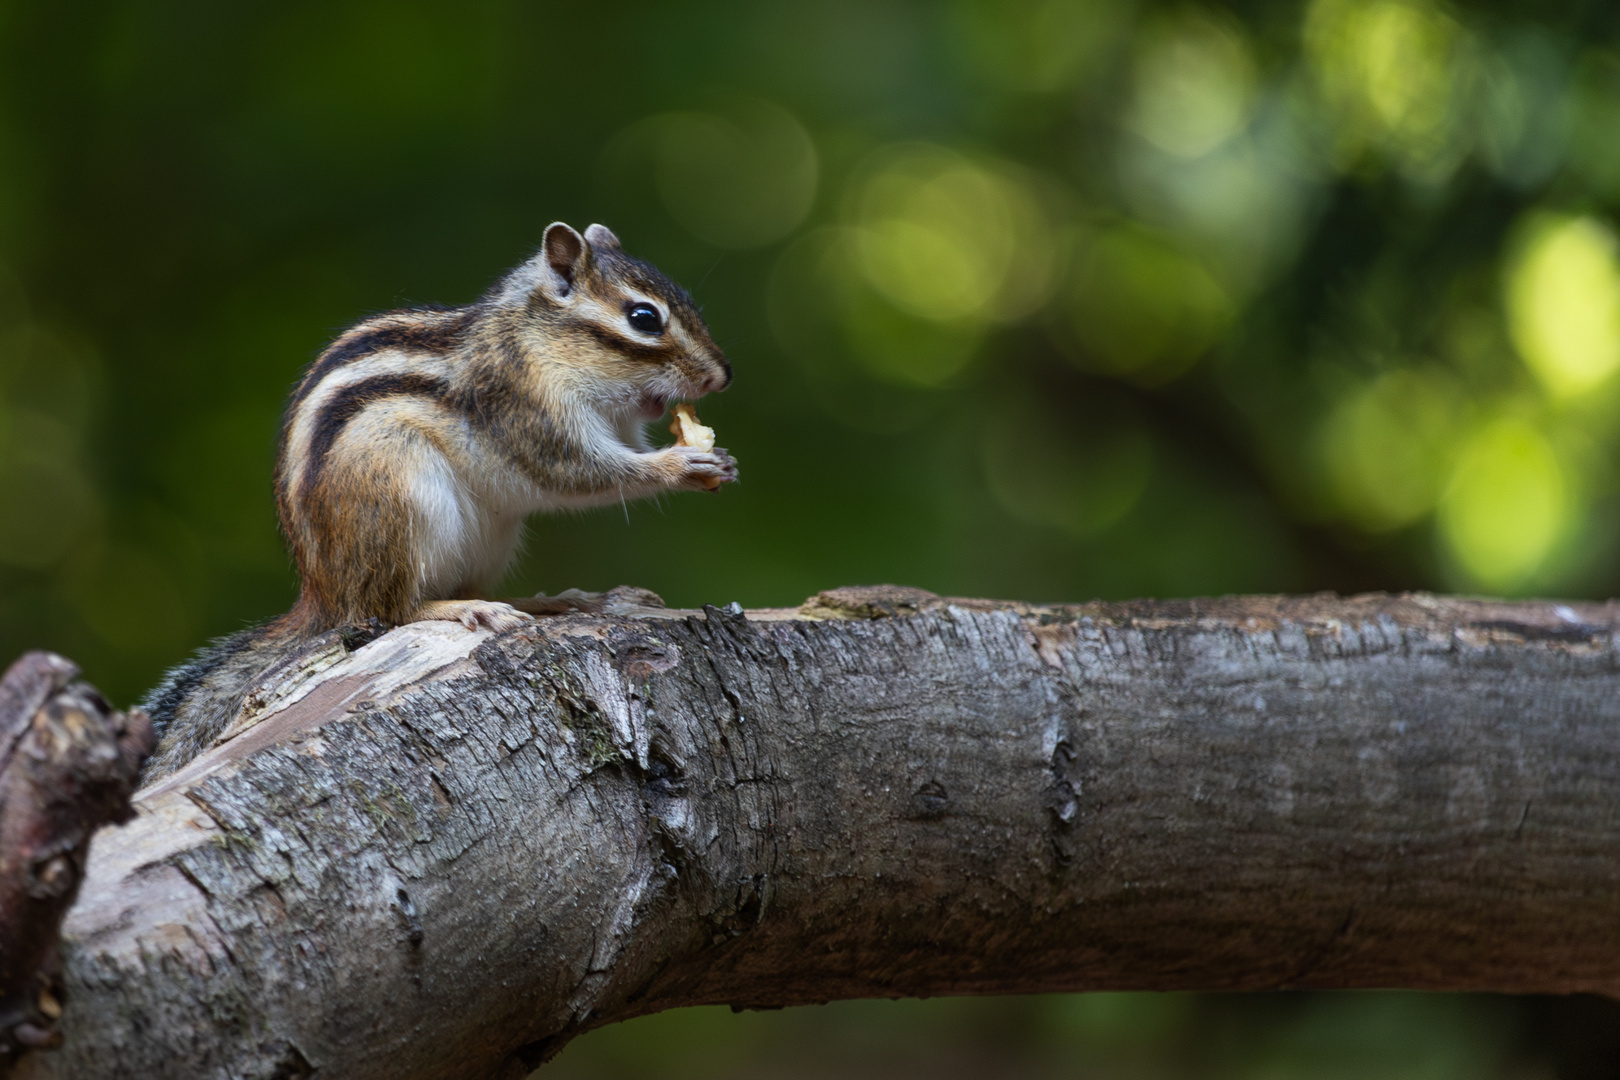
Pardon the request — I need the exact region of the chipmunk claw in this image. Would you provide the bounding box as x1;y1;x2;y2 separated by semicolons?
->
673;445;738;491
415;599;533;634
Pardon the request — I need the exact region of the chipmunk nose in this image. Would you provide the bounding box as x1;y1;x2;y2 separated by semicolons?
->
706;357;732;393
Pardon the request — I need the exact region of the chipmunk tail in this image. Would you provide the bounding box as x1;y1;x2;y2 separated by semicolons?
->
138;616;384;783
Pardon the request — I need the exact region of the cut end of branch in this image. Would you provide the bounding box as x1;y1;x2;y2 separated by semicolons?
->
0;651;155;1073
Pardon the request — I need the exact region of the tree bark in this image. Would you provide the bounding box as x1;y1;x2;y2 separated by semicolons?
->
0;652;154;1069
16;587;1620;1080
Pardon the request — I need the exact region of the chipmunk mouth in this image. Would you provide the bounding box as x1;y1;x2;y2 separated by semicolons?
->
636;386;707;421
636;393;670;421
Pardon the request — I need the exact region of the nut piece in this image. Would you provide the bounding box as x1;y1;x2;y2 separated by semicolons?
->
669;403;720;490
670;403;716;452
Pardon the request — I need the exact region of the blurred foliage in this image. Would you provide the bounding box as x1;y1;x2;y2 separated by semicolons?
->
0;0;1617;1075
546;993;1534;1079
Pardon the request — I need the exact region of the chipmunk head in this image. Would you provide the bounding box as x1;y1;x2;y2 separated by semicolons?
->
500;222;731;422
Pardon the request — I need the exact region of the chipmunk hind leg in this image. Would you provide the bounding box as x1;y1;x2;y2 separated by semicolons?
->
308;418;505;630
400;446;536;633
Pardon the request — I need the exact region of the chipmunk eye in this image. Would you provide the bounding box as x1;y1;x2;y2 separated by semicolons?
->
626;303;663;335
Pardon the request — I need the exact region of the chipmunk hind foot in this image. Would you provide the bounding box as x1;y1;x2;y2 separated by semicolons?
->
414;598;532;633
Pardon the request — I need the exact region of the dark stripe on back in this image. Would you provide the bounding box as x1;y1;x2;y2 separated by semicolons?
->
299;373;452;504
292;307;471;408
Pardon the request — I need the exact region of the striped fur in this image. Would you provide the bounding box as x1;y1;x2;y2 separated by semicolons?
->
275;221;734;631
142;223;734;781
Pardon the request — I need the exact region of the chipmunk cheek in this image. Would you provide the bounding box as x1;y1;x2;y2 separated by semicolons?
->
668;356;714;395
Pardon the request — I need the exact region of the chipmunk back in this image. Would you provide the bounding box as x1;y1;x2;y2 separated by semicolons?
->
141;223;736;780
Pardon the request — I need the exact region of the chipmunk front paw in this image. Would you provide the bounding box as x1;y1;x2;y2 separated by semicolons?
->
415;599;532;634
670;445;738;492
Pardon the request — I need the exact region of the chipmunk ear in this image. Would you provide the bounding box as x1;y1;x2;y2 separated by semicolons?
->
584;223;622;250
538;222;588;299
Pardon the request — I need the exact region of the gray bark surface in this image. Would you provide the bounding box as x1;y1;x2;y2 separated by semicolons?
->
19;587;1620;1079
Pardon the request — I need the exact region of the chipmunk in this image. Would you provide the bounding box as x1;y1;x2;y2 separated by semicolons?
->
139;223;736;780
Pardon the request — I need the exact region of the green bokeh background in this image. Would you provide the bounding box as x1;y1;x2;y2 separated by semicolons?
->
1;0;1617;1074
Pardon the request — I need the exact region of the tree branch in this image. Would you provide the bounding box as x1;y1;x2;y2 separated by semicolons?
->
0;653;153;1070
20;588;1620;1079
